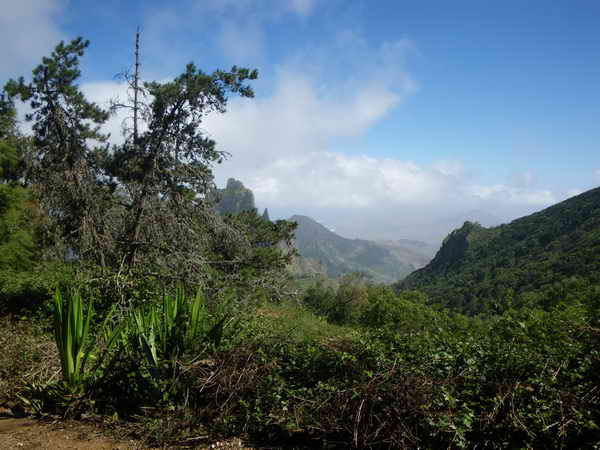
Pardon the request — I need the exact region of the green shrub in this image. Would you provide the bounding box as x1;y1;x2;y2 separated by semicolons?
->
15;280;599;448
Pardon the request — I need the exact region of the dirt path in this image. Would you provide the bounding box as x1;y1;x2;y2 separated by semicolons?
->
0;417;143;449
0;417;253;449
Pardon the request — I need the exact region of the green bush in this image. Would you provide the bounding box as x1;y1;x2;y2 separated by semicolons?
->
14;279;599;448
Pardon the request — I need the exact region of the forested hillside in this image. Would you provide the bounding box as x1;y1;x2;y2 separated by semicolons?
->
399;187;600;314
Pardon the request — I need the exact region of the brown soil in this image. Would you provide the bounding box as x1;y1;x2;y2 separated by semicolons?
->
0;417;143;449
0;417;251;449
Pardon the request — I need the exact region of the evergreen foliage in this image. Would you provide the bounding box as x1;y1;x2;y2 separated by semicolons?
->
0;185;37;271
0;95;25;183
0;92;59;311
4;38;293;303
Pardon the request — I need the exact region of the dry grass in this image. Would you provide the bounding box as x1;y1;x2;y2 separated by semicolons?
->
0;316;59;406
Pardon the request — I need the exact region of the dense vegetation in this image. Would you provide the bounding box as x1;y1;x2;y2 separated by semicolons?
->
400;188;600;315
0;37;598;449
3;280;598;448
0;91;66;312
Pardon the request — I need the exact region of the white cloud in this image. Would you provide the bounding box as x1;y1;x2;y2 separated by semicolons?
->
141;0;318;70
205;34;417;166
217;19;265;65
209;0;317;64
78;72;575;243
170;32;575;242
236;152;451;209
466;184;556;206
82;81;133;144
72;15;576;244
0;0;67;82
433;160;465;178
202;0;316;18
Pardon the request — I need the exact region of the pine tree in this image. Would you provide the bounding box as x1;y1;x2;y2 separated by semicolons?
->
0;94;38;272
4;36;296;296
5;38;111;264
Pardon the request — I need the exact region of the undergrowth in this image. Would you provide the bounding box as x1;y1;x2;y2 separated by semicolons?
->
3;281;599;449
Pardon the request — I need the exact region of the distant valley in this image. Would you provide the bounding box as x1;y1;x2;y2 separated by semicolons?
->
215;178;434;282
289;214;432;283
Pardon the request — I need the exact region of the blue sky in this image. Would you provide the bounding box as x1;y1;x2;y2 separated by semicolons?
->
2;0;599;242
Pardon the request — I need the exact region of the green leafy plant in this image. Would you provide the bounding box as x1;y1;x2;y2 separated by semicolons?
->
54;289;94;389
53;288;94;390
130;287;218;376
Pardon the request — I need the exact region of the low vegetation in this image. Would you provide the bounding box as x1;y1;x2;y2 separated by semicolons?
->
2;280;598;448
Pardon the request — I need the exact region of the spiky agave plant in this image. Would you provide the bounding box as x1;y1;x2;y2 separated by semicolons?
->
131;287;216;380
163;286;212;355
53;288;94;390
186;288;209;348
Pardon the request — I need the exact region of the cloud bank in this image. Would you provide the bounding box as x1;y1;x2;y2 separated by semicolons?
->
200;41;576;241
79;31;579;243
9;0;585;244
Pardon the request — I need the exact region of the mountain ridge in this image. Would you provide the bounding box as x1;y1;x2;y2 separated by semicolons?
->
398;186;600;314
291;214;424;283
213;179;435;282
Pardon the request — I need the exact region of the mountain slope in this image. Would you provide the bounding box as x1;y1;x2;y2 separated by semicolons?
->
291;215;425;283
398;187;600;314
211;180;434;282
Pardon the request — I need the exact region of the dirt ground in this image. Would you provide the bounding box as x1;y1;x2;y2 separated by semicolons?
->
0;417;144;449
0;417;251;449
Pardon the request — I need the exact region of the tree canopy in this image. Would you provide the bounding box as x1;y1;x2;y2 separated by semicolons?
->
4;37;293;299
